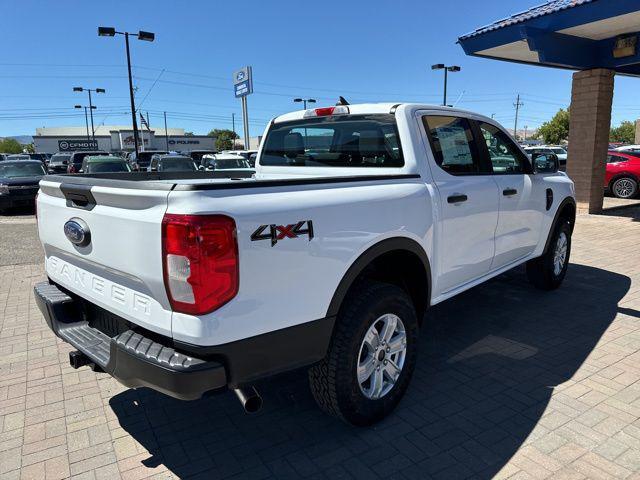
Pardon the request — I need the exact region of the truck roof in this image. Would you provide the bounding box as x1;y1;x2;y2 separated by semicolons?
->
272;103;493;124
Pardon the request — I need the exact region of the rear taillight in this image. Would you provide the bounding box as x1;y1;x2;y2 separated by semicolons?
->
162;214;238;315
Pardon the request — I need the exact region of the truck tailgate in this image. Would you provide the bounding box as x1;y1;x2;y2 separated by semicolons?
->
37;179;173;337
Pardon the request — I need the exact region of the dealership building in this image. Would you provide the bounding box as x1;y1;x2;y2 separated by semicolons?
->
33;125;216;153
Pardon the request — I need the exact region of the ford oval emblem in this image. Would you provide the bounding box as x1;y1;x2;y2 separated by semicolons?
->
64;218;91;247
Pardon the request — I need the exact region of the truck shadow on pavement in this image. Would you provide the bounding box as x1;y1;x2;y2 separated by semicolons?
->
109;263;630;479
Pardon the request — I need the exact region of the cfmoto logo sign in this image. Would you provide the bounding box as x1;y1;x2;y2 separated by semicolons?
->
59;141;69;150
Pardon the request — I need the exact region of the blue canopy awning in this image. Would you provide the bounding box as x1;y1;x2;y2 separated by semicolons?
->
458;0;640;76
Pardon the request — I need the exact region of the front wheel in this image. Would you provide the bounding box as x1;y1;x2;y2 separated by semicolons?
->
526;221;571;290
308;281;418;426
611;177;638;199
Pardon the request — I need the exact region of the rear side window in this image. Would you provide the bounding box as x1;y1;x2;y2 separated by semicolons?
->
607;155;628;163
261;114;403;167
422;116;483;175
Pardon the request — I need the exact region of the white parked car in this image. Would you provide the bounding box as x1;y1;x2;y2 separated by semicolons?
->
34;103;575;425
200;153;253;171
613;144;640;153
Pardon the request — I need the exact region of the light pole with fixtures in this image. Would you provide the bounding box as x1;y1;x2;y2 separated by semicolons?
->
431;64;461;106
73;87;105;140
74;105;95;142
98;26;155;158
293;98;316;110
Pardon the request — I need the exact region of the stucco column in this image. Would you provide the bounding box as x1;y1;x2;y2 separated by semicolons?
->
635;119;640;144
566;69;614;214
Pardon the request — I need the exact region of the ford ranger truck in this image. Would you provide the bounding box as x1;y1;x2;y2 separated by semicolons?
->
34;103;576;426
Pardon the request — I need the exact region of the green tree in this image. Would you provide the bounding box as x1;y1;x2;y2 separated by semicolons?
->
610;120;635;143
0;138;24;154
208;129;239;151
535;108;570;144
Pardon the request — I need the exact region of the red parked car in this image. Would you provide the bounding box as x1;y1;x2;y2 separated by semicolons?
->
606;151;640;199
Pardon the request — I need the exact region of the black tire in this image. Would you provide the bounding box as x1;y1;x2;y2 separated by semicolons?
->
526;220;571;290
308;281;419;426
610;176;638;199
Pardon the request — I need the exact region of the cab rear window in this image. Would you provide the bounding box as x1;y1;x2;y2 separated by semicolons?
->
261;114;403;167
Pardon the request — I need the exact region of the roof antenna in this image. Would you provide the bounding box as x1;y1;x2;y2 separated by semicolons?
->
336;96;350;106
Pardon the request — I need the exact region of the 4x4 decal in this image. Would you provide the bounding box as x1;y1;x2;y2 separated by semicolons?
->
251;220;314;246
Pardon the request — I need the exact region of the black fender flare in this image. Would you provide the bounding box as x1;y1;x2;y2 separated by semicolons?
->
326;237;432;318
542;196;576;254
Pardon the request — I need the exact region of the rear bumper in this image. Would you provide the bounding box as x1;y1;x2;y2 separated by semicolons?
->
34;281;335;400
34;281;227;400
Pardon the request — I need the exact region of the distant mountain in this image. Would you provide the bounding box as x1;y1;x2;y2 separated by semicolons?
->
0;135;33;144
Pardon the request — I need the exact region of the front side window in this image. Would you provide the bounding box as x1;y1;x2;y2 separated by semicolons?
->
261;114;403;167
423;115;482;175
478;122;528;174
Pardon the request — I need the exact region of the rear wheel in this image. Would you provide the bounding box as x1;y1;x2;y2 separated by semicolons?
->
526;221;571;290
308;281;418;426
611;177;638;199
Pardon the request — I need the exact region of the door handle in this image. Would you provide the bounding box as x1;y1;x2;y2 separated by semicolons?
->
447;194;468;204
503;188;518;196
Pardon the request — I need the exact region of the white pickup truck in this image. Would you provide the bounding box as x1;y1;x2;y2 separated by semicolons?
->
34;103;575;426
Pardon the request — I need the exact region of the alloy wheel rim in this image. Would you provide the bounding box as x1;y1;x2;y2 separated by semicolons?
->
614;179;635;198
553;232;568;276
357;313;407;400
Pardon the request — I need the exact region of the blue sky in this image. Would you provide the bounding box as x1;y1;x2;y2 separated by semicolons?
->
1;0;639;138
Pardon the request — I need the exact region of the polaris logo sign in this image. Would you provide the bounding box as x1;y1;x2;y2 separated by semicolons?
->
168;139;201;145
58;140;98;151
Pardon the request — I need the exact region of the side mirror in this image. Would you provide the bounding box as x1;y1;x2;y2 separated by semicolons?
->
198;165;205;171
532;153;559;174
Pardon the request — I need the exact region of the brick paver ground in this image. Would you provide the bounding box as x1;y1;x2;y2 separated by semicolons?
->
1;209;639;479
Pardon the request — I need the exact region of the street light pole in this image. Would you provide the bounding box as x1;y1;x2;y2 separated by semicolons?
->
73;87;104;141
294;98;316;110
88;89;95;140
99;27;154;158
431;64;461;106
75;105;90;142
124;32;140;157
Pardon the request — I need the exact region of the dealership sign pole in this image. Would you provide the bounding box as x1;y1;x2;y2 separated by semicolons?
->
233;66;253;150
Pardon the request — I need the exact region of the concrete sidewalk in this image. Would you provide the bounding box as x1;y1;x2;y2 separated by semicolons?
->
1;209;639;479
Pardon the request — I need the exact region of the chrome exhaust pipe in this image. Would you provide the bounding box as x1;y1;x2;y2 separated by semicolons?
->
233;386;262;413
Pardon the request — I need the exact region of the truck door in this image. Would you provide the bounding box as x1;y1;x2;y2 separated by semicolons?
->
421;114;500;296
475;121;544;269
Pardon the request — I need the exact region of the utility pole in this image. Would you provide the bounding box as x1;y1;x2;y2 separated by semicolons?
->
524;125;528;141
164;111;169;151
513;94;524;140
232;113;236;137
